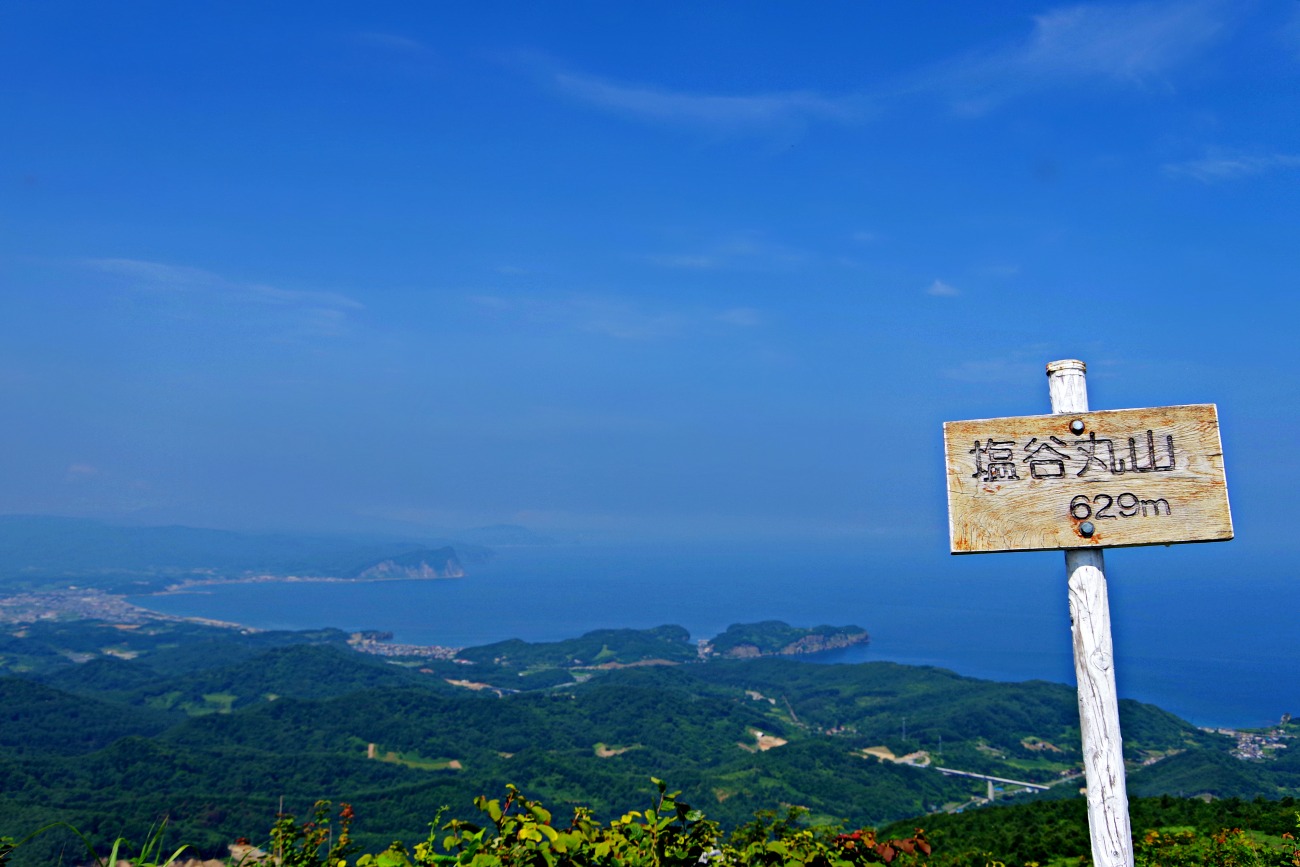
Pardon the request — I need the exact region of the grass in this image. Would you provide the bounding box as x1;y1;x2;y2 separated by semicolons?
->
199;692;237;713
366;743;463;771
7;821;188;867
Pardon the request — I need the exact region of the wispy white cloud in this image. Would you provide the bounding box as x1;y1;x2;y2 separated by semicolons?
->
90;259;362;308
86;258;363;337
927;279;961;297
717;307;761;328
352;32;430;54
486;296;691;340
644;253;723;270
941;344;1120;384
1283;7;1300;59
942;358;1038;384
552;71;867;133
644;233;807;271
1163;150;1300;182
543;2;1223;135
911;1;1225;113
467;293;762;341
1017;2;1222;82
470;294;686;339
577;299;688;340
467;294;515;312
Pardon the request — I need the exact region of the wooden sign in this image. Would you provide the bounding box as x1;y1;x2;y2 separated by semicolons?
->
944;404;1232;554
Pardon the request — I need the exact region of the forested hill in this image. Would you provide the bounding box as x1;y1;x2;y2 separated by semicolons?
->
703;621;869;657
453;621;867;669
1;617;1295;865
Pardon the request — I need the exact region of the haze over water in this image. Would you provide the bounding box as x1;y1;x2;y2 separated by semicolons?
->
135;540;1297;730
9;5;1300;746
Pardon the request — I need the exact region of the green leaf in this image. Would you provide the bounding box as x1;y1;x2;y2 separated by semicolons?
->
374;850;415;867
158;845;190;866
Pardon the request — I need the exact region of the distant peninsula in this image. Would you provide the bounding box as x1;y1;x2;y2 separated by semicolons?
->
351;547;465;580
0;515;472;595
365;621;871;679
701;620;870;659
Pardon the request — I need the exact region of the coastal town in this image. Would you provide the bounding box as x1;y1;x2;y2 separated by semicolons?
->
1207;716;1294;761
0;587;223;628
0;587;465;659
346;630;461;660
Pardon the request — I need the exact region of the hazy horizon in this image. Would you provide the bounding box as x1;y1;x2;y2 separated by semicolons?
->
3;3;1298;561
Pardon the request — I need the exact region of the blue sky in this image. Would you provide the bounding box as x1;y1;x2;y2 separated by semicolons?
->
2;1;1298;551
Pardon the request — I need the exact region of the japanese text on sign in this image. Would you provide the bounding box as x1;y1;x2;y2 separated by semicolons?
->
969;430;1177;482
943;404;1231;554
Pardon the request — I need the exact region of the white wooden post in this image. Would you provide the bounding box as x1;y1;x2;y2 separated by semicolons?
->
1047;359;1134;867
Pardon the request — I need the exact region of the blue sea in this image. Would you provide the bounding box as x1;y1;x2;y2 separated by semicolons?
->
132;540;1297;729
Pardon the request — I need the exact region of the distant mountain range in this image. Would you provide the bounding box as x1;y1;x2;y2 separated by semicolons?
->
455;523;557;546
0;515;489;591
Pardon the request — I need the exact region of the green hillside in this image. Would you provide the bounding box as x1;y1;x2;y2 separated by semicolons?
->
707;621;868;657
0;618;1295;865
127;644;433;713
1;618;354;678
0;678;174;756
455;624;698;669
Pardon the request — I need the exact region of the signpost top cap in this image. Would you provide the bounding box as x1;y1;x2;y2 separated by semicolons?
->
1046;359;1086;375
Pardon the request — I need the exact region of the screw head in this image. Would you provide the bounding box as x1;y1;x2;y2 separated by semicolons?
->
1079;521;1095;537
1070;419;1085;435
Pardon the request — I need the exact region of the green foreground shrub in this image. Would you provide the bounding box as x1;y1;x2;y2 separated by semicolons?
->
347;780;928;867
7;782;1300;867
1133;826;1300;867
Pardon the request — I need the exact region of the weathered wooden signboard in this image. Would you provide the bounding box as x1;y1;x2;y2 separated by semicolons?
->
944;362;1233;867
944;403;1232;554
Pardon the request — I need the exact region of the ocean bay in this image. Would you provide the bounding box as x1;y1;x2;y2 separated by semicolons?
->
133;540;1297;729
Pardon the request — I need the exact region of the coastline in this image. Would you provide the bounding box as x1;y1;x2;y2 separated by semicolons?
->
154;571;465;594
0;586;251;632
6;542;1291;733
0;583;467;658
